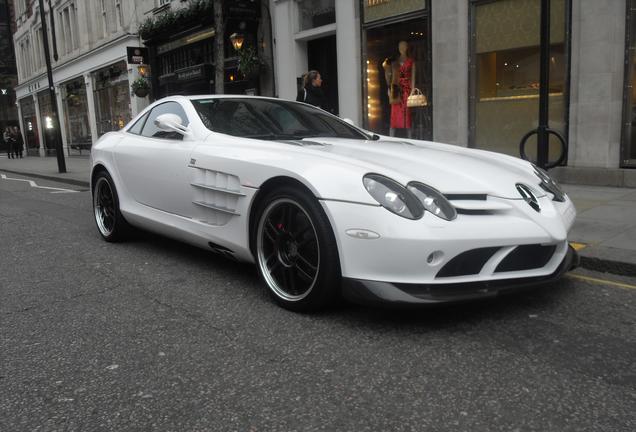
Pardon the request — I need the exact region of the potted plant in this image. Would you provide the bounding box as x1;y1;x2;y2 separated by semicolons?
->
237;45;264;80
131;77;150;98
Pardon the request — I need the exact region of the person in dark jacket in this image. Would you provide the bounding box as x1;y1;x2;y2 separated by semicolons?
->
12;126;23;158
298;70;329;111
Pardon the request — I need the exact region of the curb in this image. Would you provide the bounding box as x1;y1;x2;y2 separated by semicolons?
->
0;169;90;188
578;256;636;278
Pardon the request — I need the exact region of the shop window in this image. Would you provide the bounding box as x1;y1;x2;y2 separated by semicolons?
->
62;78;92;154
621;0;636;167
472;0;567;161
298;0;335;31
364;18;431;139
92;61;132;136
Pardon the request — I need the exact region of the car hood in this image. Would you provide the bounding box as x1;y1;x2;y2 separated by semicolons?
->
294;137;543;199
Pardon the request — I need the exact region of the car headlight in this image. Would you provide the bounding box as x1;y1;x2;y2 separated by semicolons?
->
407;182;457;221
533;166;566;202
363;174;424;220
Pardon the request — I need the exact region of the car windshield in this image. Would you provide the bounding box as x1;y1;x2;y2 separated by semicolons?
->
191;98;368;140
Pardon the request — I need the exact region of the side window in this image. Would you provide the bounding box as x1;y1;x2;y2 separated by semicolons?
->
140;102;189;140
127;112;149;135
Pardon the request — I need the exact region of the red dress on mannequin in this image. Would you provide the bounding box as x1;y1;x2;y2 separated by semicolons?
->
390;57;414;129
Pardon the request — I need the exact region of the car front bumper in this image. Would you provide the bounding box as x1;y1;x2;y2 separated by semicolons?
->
341;245;579;306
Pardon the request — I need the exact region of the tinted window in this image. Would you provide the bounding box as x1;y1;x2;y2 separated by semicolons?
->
141;102;189;140
127;112;149;135
191;98;366;140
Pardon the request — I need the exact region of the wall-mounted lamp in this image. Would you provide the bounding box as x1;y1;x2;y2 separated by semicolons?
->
229;33;244;51
137;65;149;77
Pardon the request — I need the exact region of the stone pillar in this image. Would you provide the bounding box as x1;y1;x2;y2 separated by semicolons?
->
568;0;626;168
55;85;69;156
33;93;45;157
431;0;469;147
84;73;99;144
336;0;362;125
270;0;307;101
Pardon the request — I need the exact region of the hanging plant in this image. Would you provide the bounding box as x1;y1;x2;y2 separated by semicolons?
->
138;0;214;41
237;45;264;79
131;77;150;97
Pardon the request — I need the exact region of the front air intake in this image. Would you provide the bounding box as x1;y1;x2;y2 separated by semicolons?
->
495;244;556;272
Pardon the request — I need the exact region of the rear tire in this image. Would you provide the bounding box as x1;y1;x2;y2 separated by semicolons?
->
93;171;130;242
255;186;341;312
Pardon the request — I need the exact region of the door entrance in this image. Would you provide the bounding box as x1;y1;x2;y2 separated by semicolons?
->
307;36;339;115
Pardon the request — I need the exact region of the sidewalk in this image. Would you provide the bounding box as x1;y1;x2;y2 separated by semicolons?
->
1;155;635;276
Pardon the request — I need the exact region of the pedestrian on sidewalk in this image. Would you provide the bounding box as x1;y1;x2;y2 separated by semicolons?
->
299;70;329;112
3;127;14;159
12;126;23;158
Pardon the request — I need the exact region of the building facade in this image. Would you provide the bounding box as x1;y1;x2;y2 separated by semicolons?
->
0;0;18;153
270;0;636;185
12;0;153;156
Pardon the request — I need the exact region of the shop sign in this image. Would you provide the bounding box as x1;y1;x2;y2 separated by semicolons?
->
1;88;7;95
176;64;212;82
363;0;426;24
157;29;216;55
127;47;149;65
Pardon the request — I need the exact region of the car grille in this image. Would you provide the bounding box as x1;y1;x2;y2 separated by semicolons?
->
495;244;556;273
444;194;509;216
436;247;501;277
436;244;557;278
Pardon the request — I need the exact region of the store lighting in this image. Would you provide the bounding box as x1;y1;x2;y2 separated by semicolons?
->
45;116;54;129
229;33;244;51
137;65;148;77
28;121;33;131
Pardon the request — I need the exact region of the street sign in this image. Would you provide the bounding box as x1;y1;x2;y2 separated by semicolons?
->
127;47;149;65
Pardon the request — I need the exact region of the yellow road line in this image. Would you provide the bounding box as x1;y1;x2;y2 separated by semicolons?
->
569;242;587;251
568;274;636;290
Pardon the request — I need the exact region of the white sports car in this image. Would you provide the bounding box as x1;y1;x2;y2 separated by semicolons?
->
90;95;578;311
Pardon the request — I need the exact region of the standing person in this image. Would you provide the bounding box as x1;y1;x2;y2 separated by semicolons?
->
3;127;14;159
12;126;24;158
300;70;329;111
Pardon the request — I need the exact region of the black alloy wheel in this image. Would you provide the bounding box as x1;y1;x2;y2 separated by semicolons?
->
93;171;130;242
255;186;340;311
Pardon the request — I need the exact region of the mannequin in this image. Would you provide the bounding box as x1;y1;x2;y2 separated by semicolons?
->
389;40;416;138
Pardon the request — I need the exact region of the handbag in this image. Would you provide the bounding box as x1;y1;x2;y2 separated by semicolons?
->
407;88;428;107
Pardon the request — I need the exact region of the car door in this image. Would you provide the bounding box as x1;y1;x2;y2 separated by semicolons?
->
114;101;198;218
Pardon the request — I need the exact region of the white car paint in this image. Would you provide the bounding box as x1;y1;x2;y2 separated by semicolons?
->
91;95;577;304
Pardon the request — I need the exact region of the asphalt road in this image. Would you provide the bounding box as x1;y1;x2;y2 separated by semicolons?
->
1;173;635;432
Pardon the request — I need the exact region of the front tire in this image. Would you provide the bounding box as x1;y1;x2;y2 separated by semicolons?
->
255;186;341;312
93;171;130;242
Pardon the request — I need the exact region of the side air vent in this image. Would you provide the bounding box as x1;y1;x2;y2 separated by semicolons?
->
436;247;501;278
495;244;556;273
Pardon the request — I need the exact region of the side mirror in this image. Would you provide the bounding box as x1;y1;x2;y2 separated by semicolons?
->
154;113;190;136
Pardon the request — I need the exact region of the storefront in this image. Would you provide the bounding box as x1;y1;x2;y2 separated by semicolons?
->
37;90;56;156
621;0;636;168
61;76;92;155
92;61;132;136
469;0;570;164
19;97;39;156
362;0;432;140
144;0;263;99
